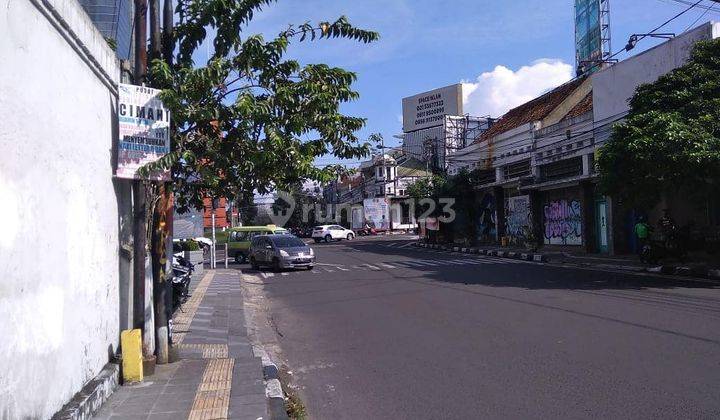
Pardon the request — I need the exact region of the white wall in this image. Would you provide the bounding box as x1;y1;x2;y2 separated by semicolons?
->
0;0;121;418
592;21;720;126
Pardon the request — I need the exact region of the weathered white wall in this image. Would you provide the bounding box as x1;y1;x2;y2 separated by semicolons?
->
0;0;121;418
592;21;720;127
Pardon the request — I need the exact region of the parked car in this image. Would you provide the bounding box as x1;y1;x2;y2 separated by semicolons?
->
312;225;355;243
249;234;315;271
226;225;289;263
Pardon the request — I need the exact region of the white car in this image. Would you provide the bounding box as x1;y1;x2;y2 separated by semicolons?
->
312;225;355;243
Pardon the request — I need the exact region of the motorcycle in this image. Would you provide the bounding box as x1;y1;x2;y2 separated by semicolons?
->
640;226;688;264
171;252;194;311
357;226;377;236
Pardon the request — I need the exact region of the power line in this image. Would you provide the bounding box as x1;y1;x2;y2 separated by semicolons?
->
659;0;720;12
684;0;714;32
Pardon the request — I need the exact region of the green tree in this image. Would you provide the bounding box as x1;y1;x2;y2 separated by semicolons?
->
598;38;720;209
141;0;380;214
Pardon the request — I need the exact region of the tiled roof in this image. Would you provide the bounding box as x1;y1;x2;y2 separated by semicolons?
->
476;77;587;143
563;91;593;120
397;157;431;178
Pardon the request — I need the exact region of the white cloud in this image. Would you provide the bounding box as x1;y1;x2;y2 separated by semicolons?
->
462;59;574;118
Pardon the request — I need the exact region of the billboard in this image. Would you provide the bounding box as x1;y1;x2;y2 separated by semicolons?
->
363;198;390;230
575;0;602;76
116;83;171;180
402;84;463;132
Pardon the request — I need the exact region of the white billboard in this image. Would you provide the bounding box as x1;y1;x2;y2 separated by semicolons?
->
402;84;463;132
116;83;171;180
363;198;390;230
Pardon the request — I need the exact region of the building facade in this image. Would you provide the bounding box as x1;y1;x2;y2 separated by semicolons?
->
79;0;133;60
446;21;720;254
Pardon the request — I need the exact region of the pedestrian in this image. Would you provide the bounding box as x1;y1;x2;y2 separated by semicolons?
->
657;208;677;247
634;215;651;255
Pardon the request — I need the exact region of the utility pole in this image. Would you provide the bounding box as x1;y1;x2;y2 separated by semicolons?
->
149;0;161;61
133;0;155;367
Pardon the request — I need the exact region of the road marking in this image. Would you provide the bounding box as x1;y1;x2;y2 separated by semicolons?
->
322;267;335;273
379;263;397;269
281;272;289;276
412;260;440;266
455;259;487;265
365;264;382;271
261;272;275;278
336;266;350;271
398;242;414;248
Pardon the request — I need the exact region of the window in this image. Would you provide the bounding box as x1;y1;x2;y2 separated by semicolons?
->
270;236;306;247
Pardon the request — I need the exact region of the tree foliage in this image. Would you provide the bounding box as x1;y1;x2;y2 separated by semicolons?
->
141;0;380;213
598;38;720;209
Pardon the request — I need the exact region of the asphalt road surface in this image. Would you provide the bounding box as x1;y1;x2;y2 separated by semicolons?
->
244;237;720;420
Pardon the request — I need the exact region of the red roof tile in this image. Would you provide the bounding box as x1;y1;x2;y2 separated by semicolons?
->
563;91;593;120
476;77;587;143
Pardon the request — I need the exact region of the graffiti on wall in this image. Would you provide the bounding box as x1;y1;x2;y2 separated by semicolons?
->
544;199;582;245
477;193;496;242
505;195;531;241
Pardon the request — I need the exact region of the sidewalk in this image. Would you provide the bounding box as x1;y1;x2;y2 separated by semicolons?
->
94;271;271;420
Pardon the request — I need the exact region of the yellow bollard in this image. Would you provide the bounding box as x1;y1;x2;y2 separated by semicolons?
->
121;329;143;383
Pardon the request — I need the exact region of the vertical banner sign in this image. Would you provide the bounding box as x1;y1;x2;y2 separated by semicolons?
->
116;83;171;180
575;0;602;76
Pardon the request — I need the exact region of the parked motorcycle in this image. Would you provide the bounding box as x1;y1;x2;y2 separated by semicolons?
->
640;227;688;264
171;252;194;311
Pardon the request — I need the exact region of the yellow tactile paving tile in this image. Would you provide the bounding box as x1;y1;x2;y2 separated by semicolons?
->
188;358;235;420
176;343;229;359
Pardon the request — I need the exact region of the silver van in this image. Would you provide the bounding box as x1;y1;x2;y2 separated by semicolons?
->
249;234;315;271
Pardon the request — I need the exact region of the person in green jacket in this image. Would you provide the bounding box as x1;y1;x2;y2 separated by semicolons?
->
634;215;651;254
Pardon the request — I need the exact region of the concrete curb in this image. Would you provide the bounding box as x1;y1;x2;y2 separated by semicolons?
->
253;345;288;419
51;363;119;420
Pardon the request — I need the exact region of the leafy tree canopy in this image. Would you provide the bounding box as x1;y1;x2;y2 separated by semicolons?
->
142;0;379;213
598;38;720;209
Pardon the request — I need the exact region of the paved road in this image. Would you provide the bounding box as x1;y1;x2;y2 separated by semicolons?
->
243;237;720;420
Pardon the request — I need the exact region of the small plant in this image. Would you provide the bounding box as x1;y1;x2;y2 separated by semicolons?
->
182;240;201;251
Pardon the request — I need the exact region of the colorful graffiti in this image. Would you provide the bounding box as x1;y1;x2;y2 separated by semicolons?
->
477;193;496;242
505;195;531;241
543;199;582;245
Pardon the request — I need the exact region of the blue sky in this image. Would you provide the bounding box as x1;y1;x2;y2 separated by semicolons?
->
226;0;720;166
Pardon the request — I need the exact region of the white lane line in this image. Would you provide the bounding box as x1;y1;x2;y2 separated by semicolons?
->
336;266;350;271
262;272;275;278
412;260;440;266
365;264;382;271
281;272;289;276
384;243;398;247
322;267;335;273
396;261;425;267
398;243;414;248
454;259;486;265
379;263;397;269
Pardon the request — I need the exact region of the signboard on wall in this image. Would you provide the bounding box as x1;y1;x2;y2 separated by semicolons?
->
363;198;390;230
402;84;463;132
575;0;602;76
116;83;171;180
